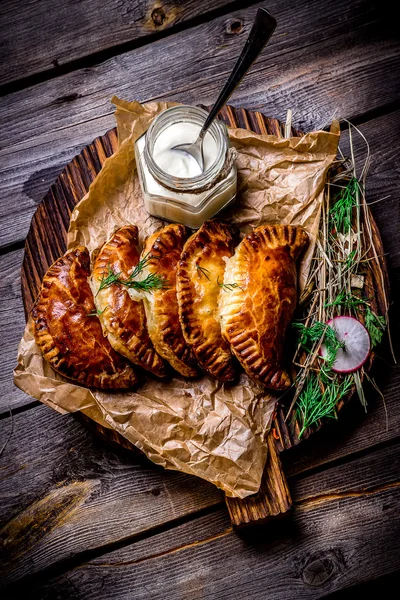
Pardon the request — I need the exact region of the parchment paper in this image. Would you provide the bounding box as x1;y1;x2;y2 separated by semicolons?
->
14;98;339;498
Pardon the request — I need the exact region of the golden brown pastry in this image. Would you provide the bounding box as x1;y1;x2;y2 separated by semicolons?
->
32;247;138;389
91;226;166;378
177;220;237;381
219;224;309;390
140;224;199;377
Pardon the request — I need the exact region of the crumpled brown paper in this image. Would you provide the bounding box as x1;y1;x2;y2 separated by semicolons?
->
14;97;339;498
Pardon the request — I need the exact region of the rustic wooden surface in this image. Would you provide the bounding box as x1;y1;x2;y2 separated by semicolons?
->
1;0;400;596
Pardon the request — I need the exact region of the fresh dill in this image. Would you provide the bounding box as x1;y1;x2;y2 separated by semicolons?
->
97;266;121;294
196;264;211;281
296;372;353;438
87;305;109;317
97;262;167;294
329;176;359;234
325;291;386;347
365;307;386;347
345;248;357;270
128;272;169;292
129;252;152;279
292;321;345;368
217;276;243;292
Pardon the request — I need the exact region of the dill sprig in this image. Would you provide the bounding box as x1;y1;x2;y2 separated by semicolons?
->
329;176;359;234
296;372;353;438
196;264;211;281
217;276;243;292
325;291;386;347
129;252;152;279
128;272;169;292
87;305;109;317
365;308;386;347
292;321;345;368
97;266;120;294
97;259;168;294
345;248;357;270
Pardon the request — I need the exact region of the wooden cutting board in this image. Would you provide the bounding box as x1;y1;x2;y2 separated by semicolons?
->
21;105;389;527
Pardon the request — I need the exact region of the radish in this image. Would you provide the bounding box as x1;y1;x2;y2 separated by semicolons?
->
320;316;370;373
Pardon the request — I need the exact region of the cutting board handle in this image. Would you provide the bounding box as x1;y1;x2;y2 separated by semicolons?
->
225;432;292;526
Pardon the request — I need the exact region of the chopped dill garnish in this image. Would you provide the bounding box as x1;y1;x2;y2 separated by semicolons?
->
329;176;359;234
217;276;243;292
325;291;385;347
292;321;345;368
196;264;211;281
296;372;353;438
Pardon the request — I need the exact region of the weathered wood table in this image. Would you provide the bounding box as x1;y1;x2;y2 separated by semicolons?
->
1;1;399;597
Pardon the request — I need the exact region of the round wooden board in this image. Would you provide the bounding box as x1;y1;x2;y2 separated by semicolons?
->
21;105;389;456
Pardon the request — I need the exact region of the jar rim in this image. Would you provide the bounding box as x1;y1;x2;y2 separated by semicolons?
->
143;105;229;192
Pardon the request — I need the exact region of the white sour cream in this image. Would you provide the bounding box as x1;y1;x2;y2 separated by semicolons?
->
153;122;218;178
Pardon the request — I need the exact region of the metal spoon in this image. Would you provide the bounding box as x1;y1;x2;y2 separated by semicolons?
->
172;8;277;172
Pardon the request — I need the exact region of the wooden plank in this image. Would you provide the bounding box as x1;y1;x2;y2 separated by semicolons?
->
0;249;33;413
226;433;292;526
0;403;223;585
0;0;237;86
340;110;400;272
1;394;400;586
7;442;399;597
1;0;399;247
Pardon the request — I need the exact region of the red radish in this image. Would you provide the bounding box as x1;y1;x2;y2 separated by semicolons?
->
320;316;370;373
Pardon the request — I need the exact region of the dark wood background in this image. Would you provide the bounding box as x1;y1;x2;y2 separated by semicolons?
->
0;1;399;597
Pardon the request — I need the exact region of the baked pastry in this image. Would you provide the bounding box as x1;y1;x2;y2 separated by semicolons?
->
91;226;166;378
32;247;138;389
177;220;237;381
140;224;199;377
219;224;309;390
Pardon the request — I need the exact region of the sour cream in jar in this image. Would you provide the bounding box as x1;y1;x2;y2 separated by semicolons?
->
134;106;237;229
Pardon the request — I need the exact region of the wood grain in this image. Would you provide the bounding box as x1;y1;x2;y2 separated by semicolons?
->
226;433;292;526
0;404;223;585
7;442;399;598
0;0;238;86
1;402;399;590
1;0;399;248
0;249;32;412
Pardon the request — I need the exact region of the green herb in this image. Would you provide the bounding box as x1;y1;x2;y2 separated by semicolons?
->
87;305;109;317
325;292;385;347
127;272;169;292
365;307;386;347
217;276;243;292
129;252;153;279
196;265;211;281
296;372;353;438
325;290;363;310
97;263;167;294
329;176;359;234
97;266;121;294
292;321;345;368
345;249;357;270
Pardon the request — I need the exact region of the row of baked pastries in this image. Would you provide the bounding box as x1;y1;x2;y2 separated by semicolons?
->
32;221;308;392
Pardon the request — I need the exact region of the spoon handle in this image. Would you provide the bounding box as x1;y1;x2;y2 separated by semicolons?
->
200;8;277;137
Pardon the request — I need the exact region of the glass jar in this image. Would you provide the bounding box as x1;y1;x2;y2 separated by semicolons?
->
134;105;237;229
